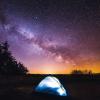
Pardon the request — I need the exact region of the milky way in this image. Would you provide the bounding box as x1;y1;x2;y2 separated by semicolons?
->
0;0;100;74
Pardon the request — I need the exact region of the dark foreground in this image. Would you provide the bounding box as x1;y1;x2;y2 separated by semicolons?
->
0;74;100;100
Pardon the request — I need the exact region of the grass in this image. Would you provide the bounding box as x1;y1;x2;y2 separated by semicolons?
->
0;74;100;100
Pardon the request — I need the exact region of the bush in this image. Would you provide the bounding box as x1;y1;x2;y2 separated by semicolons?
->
71;69;92;75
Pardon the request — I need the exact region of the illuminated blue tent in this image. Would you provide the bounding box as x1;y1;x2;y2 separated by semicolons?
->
35;76;67;96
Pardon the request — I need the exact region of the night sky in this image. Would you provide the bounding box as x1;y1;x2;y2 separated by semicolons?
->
0;0;100;74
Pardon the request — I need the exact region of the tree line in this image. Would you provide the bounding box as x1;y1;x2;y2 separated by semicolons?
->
0;41;28;75
71;69;92;75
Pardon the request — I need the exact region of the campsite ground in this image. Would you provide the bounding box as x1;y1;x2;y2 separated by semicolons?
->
0;74;100;100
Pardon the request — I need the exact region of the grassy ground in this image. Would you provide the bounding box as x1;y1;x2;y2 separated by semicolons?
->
0;74;100;100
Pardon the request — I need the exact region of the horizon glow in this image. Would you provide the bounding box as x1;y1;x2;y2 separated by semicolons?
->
0;0;100;74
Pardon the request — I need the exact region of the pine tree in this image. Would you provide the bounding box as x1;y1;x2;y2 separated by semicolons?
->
0;41;28;75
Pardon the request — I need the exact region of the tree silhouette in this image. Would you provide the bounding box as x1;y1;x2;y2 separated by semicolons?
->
71;70;83;74
0;41;28;75
71;69;92;75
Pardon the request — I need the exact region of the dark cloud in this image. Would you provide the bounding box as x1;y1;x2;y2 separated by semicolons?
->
0;1;8;29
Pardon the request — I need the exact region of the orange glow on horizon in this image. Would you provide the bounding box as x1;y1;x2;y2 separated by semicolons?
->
28;62;100;74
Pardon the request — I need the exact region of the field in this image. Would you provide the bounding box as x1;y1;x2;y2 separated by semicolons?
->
0;74;100;100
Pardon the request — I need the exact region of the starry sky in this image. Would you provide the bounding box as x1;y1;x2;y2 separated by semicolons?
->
0;0;100;74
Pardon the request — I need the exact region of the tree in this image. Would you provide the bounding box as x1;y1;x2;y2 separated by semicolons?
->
0;41;28;75
71;69;92;75
71;70;83;74
17;62;28;75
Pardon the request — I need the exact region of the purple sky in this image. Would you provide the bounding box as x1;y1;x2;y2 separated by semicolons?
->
0;0;100;74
